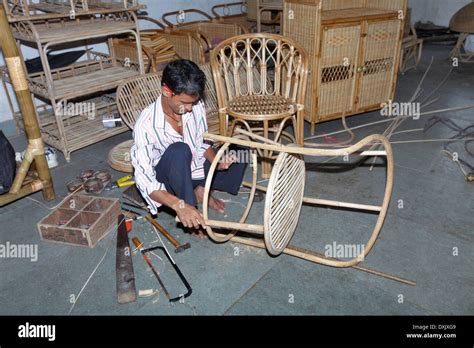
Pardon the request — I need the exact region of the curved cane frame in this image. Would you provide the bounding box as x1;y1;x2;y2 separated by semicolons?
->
200;130;394;267
203;140;259;243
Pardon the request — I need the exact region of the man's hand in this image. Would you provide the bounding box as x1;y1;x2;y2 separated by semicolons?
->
173;200;207;229
217;153;237;171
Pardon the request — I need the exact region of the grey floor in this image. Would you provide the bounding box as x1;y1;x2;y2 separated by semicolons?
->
1;45;473;315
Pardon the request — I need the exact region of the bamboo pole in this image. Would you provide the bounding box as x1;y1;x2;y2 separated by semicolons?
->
0;4;55;205
0;180;45;206
219;234;416;286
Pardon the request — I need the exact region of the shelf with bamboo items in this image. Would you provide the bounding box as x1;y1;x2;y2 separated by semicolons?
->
162;8;247;49
9;51;142;100
38;98;128;158
0;69;129;159
3;0;144;22
4;8;144;162
212;1;255;33
283;0;407;135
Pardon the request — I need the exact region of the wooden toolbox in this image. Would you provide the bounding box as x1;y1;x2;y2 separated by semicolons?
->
37;195;121;248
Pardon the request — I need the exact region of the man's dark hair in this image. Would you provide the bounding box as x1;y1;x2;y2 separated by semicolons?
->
162;59;206;100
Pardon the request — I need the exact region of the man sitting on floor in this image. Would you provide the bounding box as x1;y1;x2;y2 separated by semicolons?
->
131;59;247;238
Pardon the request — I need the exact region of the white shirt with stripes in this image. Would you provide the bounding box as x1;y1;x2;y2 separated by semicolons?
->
131;95;211;214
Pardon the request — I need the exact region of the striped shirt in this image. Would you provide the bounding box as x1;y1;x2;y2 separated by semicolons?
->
131;95;211;214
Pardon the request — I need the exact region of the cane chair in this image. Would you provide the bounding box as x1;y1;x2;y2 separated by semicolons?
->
210;33;309;178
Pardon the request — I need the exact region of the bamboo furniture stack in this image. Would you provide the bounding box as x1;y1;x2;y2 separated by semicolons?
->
212;1;255;32
111;16;210;68
283;0;407;134
162;8;247;49
1;0;145;161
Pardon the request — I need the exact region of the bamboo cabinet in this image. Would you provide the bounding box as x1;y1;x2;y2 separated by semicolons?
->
283;0;407;134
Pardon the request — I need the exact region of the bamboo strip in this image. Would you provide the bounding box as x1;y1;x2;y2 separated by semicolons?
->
219;234;416;286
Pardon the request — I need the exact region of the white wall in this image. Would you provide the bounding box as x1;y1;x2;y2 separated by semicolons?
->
409;0;472;27
409;0;474;51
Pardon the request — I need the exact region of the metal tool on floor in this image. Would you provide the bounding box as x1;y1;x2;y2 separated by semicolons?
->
141;244;192;303
120;200;191;253
132;237;171;301
116;214;137;304
145;214;191;253
107;175;135;190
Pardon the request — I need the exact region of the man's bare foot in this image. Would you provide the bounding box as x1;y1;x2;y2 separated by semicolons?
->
194;186;226;214
190;228;208;239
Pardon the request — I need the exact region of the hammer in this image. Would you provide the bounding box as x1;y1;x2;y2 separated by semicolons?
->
145;214;191;253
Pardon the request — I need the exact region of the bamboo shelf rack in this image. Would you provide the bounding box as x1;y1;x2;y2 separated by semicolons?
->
3;0;144;22
3;7;145;161
283;0;407;135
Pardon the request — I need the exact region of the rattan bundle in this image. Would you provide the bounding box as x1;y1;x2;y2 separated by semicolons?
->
450;2;474;33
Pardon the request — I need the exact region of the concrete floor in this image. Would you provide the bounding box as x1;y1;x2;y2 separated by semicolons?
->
0;45;473;315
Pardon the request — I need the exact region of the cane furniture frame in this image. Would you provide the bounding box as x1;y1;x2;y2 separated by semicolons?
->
199;128;394;264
